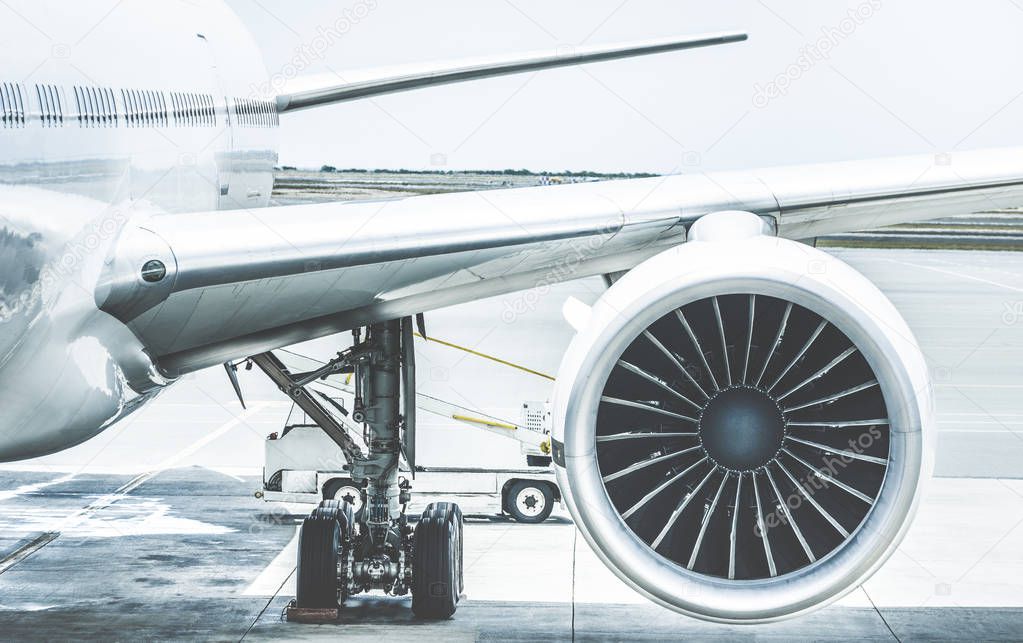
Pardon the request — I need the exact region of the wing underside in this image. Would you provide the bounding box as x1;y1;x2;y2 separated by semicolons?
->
99;147;1023;376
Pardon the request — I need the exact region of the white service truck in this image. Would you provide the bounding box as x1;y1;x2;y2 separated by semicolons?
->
256;354;561;523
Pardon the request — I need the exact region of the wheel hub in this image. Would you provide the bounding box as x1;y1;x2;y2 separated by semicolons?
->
516;488;545;515
699;385;785;471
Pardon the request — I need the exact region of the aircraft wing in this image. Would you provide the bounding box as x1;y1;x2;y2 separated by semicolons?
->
275;32;747;111
98;146;1023;378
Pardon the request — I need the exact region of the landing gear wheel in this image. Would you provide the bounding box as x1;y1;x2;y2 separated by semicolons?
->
412;503;462;619
296;515;341;609
313;500;354;541
426;502;463;595
507;481;553;524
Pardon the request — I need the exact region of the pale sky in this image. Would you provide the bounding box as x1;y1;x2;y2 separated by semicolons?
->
227;0;1023;174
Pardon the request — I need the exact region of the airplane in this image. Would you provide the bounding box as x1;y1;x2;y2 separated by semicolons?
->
0;0;1020;624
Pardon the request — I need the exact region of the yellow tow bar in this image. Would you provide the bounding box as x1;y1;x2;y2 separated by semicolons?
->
414;333;555;381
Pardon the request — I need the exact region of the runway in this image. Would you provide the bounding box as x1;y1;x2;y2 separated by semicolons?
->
0;469;1021;640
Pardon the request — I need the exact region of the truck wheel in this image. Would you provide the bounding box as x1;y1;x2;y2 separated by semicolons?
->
412;504;461;619
296;515;340;609
506;480;553;524
322;477;364;521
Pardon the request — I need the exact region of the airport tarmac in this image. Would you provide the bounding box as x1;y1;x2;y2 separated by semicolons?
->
0;469;1022;640
0;238;1021;638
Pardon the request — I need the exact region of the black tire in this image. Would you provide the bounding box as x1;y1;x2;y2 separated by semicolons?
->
316;498;342;513
322;477;365;522
296;515;340;609
426;505;463;596
314;500;354;537
412;505;461;619
506;480;554;524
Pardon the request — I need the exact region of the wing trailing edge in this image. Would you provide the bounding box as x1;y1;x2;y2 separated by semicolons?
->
275;31;747;112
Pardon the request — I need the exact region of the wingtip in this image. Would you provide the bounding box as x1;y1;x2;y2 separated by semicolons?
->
716;31;749;43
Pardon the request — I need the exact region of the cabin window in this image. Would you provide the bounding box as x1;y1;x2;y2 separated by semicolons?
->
100;87;111;126
87;86;99;127
35;85;50;127
13;84;23;125
107;88;118;126
96;87;108;126
157;91;167;127
120;89;130;126
0;82;11;127
142;90;153;127
135;90;144;126
48;85;63;126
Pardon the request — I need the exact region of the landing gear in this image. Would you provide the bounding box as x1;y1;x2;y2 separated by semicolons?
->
255;318;464;620
412;503;464;619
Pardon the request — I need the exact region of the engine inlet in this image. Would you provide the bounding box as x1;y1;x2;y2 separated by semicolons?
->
597;294;890;580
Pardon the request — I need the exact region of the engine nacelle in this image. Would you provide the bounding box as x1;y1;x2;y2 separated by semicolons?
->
552;211;932;623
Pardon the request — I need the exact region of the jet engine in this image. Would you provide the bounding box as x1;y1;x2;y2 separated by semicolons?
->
552;211;932;623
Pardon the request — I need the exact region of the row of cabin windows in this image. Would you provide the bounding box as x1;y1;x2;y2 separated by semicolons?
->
37;84;64;127
121;88;170;128
0;82;278;130
170;91;216;127
0;82;27;127
75;86;118;128
235;98;279;128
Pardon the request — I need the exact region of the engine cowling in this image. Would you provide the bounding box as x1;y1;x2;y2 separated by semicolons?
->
552;211;932;623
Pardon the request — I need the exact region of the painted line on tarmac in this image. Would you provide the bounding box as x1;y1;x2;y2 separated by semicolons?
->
150;401;272;472
880;257;1023;293
0;403;270;574
0;472;77;502
243;525;300;596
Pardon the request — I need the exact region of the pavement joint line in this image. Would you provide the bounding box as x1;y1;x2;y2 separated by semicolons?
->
861;585;902;642
243;525;300;596
243;566;297;640
0;531;59;576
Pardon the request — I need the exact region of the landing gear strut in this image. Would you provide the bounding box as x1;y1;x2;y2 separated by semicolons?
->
253;319;463;620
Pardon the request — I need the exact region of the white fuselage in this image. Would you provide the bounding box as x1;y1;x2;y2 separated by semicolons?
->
0;0;277;459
